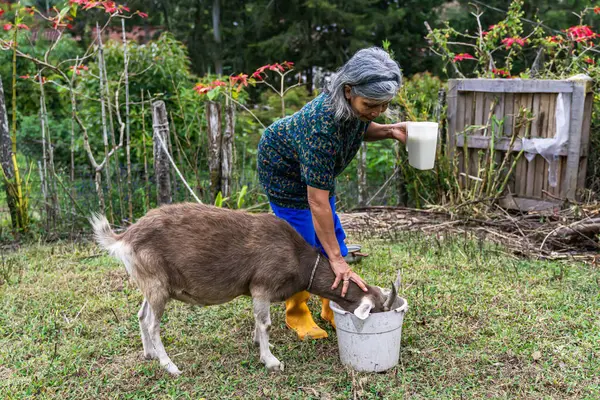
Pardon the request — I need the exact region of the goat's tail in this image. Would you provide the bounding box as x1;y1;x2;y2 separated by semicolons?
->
90;213;135;275
90;213;117;249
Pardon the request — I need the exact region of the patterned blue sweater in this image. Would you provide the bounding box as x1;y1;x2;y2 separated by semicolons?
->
257;93;369;209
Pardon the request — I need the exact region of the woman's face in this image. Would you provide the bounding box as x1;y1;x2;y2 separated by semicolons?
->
344;86;390;122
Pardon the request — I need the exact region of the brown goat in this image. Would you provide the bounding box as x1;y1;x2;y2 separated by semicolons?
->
92;203;395;375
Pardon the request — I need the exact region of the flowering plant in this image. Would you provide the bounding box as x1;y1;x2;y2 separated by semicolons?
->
194;61;301;126
426;0;598;80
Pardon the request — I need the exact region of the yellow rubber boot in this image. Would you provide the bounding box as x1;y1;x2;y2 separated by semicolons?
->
320;298;336;329
285;291;328;340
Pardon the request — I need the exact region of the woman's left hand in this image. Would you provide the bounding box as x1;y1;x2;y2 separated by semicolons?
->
389;122;408;144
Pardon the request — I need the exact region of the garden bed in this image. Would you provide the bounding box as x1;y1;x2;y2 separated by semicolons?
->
340;205;600;261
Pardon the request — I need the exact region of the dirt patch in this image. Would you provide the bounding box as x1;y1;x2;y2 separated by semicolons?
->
103;269;129;292
0;365;13;380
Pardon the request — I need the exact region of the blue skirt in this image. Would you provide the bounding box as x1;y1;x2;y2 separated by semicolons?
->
270;197;348;257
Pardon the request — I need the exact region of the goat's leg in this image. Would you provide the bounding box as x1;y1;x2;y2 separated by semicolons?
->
138;299;157;360
252;297;284;372
145;293;181;376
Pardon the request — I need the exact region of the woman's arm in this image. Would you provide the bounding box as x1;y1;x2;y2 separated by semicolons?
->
307;185;367;297
365;121;407;143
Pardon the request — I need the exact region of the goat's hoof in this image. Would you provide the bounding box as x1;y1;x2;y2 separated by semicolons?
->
164;362;182;376
143;351;158;360
264;359;284;372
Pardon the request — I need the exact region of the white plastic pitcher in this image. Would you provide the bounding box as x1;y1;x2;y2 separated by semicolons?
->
330;297;408;372
406;122;439;170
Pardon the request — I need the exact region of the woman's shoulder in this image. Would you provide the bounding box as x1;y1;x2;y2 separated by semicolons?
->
303;93;336;123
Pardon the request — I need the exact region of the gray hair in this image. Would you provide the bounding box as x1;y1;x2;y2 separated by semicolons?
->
324;47;402;121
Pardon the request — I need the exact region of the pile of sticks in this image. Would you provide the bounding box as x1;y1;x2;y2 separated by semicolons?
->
340;204;600;262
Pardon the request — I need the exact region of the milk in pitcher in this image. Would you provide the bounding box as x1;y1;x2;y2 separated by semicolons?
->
406;122;438;170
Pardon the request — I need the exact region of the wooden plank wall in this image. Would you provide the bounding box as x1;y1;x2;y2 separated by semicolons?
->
448;79;593;204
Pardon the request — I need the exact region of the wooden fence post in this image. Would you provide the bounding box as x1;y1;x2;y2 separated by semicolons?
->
206;101;222;202
564;79;588;200
357;142;367;206
152;101;172;205
221;105;235;198
0;75;17;227
0;76;13;181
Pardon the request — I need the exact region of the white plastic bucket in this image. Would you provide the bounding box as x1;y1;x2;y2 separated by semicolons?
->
330;297;408;372
406;121;439;170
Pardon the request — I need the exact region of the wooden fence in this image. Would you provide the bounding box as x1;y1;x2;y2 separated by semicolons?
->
447;77;594;211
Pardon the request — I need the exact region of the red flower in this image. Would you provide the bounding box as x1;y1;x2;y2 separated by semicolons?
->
67;23;74;29
102;1;118;13
547;35;562;43
453;53;476;62
594;6;600;14
254;65;270;75
281;61;294;69
194;83;212;95
120;5;130;12
251;71;263;80
230;73;249;88
138;11;148;18
82;2;98;10
19;75;30;79
17;23;29;30
0;9;4;18
3;23;11;31
211;80;227;87
501;37;527;49
268;63;285;72
70;65;89;74
566;25;597;42
584;57;595;65
492;68;511;78
69;0;87;4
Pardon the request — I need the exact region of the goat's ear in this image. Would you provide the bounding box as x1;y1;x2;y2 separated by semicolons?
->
353;298;374;320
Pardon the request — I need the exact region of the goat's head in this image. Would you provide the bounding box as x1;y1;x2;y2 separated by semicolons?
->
344;271;402;320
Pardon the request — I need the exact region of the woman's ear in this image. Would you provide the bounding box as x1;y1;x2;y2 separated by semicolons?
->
344;85;352;100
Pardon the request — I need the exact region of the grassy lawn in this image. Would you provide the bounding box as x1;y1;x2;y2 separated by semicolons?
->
1;232;599;399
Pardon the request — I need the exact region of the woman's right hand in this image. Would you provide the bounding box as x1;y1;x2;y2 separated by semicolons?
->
329;256;368;297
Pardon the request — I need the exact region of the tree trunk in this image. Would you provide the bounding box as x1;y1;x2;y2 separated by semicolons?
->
0;77;13;182
123;19;133;223
39;102;50;227
306;67;313;96
161;0;171;31
206;101;222;202
357;142;367;207
221;105;235;198
141;90;150;212
212;0;223;75
152;101;172;205
39;77;60;228
97;25;114;222
0;75;17;229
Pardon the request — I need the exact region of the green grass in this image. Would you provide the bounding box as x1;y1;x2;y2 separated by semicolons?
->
1;233;599;399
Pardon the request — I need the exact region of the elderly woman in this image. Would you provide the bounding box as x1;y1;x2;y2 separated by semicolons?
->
257;47;407;340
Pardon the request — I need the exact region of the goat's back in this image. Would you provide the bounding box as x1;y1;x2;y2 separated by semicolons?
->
118;203;314;304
